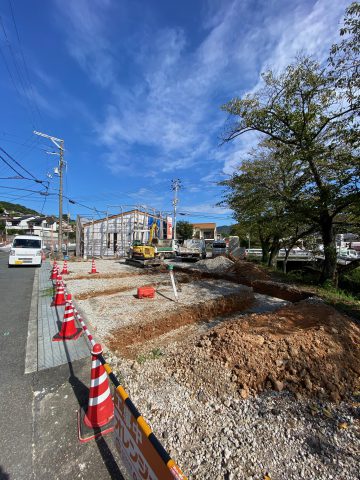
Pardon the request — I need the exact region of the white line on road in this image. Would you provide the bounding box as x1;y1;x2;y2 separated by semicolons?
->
25;267;39;374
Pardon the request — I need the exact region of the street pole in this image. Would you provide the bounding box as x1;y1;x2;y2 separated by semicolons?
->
171;179;181;241
33;131;64;259
58;140;64;259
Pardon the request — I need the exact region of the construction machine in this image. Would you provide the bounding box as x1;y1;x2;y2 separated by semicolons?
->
126;223;164;267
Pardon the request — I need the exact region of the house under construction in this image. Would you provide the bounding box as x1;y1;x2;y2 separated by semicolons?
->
76;208;169;258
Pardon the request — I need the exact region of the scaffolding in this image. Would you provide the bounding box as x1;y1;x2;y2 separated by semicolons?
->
77;208;166;258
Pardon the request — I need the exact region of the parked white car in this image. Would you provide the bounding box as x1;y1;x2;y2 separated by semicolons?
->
8;235;43;267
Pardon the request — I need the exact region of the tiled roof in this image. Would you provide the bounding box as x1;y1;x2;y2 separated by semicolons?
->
192;223;216;229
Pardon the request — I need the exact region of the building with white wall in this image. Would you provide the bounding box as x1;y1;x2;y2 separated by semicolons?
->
5;215;59;249
78;209;168;258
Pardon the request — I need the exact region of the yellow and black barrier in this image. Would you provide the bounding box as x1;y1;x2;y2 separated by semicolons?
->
100;355;187;479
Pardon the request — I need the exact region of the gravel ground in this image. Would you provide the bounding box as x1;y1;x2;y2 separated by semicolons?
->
70;271;253;344
64;259;359;479
107;350;359;480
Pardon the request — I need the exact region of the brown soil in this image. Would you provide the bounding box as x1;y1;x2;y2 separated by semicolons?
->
74;272;199;300
227;259;271;281
252;280;314;302
107;291;254;358
68;272;147;281
169;301;360;402
76;285;135;300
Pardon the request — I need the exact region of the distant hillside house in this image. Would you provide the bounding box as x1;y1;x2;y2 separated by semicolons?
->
5;215;58;248
192;222;217;241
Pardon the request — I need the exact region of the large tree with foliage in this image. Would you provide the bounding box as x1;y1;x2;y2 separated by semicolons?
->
329;2;360;105
176;220;194;240
221;46;359;282
220;141;316;268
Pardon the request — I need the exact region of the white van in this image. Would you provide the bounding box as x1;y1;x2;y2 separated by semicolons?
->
8;235;43;267
212;240;227;257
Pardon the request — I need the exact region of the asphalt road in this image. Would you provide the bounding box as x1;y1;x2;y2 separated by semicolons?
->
0;252;36;480
0;253;126;480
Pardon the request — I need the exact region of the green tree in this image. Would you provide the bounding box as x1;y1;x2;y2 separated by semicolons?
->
220;141;316;268
221;54;359;283
176;221;194;240
329;2;360;104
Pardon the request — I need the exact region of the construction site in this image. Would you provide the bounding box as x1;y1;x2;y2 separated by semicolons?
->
61;255;359;480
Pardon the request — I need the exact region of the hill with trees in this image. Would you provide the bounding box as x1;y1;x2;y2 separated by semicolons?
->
0;201;40;216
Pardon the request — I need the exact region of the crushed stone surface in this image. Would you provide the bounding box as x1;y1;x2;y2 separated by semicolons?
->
63;258;360;479
71;270;254;345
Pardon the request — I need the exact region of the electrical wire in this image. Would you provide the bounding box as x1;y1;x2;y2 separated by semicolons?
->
0;146;47;185
0;152;24;177
0;15;37;128
0;185;47;194
8;0;43;126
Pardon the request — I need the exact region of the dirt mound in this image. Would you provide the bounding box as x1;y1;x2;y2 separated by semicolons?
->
227;259;271;281
193;256;235;273
169;300;360;403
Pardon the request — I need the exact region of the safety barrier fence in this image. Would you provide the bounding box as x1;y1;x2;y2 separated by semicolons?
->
72;305;96;348
52;266;187;479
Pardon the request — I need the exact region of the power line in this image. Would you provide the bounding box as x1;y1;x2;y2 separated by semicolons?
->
0;185;47;194
0;152;24;177
0;146;39;180
8;0;43;126
0;14;38;128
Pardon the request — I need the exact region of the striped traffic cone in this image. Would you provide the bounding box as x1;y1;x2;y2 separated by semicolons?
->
52;294;82;341
78;343;114;443
61;260;69;275
50;263;59;280
51;275;66;306
89;258;98;274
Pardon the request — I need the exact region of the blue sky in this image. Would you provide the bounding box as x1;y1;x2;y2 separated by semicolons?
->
0;0;348;224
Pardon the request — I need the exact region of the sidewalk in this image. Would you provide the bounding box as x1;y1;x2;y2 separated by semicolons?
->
31;261;127;479
36;261;91;371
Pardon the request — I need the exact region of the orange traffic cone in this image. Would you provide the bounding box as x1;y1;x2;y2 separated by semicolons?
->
78;343;114;443
50;263;59;280
61;260;69;275
52;295;82;341
51;275;66;306
89;258;98;274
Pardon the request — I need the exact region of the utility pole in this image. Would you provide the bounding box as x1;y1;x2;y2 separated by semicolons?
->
34;131;64;259
171;179;181;241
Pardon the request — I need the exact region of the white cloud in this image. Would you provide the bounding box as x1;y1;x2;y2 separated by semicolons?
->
54;0;347;180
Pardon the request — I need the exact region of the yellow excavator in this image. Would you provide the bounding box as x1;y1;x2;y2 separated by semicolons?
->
128;223;163;267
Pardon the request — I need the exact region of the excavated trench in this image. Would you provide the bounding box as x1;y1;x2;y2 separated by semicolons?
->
107;290;254;359
73;272;202;300
68;270;162;281
74;263;315;360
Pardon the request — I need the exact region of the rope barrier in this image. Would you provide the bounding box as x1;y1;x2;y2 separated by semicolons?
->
51;266;187;479
72;304;96;347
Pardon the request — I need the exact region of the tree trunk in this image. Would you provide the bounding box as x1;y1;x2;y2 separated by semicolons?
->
259;227;270;264
260;239;270;264
319;214;337;284
283;249;291;274
268;238;280;267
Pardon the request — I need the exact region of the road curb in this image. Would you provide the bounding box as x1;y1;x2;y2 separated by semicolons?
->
25;266;39;374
